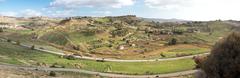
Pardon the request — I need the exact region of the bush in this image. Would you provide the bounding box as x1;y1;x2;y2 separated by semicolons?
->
160;53;166;58
64;55;76;60
16;41;20;45
168;38;177;45
31;45;35;50
49;71;56;77
201;32;240;78
72;45;80;50
0;28;3;32
7;39;11;42
193;56;207;69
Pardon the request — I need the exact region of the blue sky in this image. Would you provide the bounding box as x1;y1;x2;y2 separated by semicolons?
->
1;0;240;21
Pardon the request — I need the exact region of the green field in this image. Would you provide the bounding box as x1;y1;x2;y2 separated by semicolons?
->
0;41;195;75
160;48;209;58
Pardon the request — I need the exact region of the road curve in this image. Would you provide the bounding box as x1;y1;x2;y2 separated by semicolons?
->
0;63;198;78
20;43;210;62
0;38;209;62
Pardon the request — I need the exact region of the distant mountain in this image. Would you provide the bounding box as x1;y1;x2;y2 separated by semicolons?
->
141;18;189;23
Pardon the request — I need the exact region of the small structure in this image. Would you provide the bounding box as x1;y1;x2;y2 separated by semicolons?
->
131;44;136;47
118;45;125;50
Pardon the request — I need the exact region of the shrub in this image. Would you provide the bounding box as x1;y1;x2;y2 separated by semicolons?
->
72;45;80;50
0;28;3;32
201;32;240;78
7;39;11;42
31;45;35;50
193;56;207;69
49;71;56;77
168;38;177;45
160;53;166;58
64;55;76;60
16;41;20;45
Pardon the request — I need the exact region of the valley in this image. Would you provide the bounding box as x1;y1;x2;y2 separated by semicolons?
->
0;15;239;78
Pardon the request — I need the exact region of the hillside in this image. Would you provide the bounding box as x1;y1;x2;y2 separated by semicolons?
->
0;15;238;59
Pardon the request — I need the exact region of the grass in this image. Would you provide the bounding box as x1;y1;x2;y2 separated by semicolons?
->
161;48;209;58
0;41;196;75
68;31;97;44
57;71;106;78
40;31;69;45
95;18;110;23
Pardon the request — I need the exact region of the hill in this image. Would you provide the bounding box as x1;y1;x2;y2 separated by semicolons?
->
0;15;238;59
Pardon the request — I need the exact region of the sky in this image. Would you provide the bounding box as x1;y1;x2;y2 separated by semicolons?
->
0;0;240;21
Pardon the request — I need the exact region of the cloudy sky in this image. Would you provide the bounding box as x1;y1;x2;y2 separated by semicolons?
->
0;0;240;21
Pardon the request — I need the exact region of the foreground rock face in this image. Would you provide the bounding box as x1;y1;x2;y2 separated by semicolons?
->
201;32;240;78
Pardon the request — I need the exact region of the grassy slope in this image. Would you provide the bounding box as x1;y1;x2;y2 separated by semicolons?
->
191;22;233;45
1;21;232;60
0;41;195;75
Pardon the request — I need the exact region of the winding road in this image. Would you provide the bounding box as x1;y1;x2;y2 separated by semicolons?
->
0;38;210;62
0;63;199;78
20;42;209;62
0;38;204;78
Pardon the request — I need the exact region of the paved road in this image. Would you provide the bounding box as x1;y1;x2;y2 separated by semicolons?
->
0;63;198;78
1;38;209;62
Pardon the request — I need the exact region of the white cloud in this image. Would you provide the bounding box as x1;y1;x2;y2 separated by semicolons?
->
145;0;240;20
20;9;42;17
93;11;112;15
50;0;135;9
145;0;193;10
0;9;42;17
0;12;17;17
47;10;75;17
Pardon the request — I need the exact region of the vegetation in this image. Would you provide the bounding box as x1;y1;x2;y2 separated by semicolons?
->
0;15;240;77
49;71;57;77
0;28;3;32
0;17;233;59
0;41;195;75
201;32;240;78
168;38;178;45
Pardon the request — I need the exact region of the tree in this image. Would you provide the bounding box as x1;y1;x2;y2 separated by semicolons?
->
200;32;240;78
31;45;35;50
7;39;11;42
109;18;113;25
168;38;177;45
0;28;3;32
49;71;56;77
